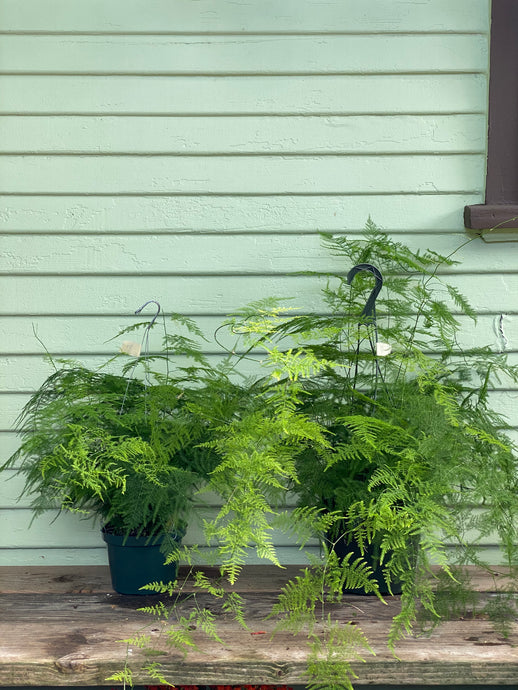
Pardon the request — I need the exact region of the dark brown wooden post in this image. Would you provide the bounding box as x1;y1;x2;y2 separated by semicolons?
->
464;0;518;230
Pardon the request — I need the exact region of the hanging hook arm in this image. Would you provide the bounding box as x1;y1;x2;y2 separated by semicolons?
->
135;299;161;330
346;263;383;320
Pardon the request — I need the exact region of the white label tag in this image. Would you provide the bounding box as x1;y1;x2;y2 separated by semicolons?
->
120;340;141;357
376;342;392;357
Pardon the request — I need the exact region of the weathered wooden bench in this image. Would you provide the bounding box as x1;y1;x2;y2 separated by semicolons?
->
0;565;517;687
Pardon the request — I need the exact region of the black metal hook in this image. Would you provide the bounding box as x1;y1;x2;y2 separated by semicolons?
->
135;299;161;330
346;263;383;321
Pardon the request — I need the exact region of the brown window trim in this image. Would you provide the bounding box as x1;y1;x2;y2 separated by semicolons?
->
464;0;518;230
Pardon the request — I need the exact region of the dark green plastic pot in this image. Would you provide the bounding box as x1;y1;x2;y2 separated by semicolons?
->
330;533;402;595
101;528;183;595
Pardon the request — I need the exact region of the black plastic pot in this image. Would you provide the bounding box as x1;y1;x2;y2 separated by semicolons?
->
102;528;183;595
327;532;403;595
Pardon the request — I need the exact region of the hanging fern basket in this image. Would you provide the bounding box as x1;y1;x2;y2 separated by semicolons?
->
102;528;183;595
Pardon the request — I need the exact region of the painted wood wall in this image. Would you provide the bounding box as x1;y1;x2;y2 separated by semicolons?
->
2;0;513;566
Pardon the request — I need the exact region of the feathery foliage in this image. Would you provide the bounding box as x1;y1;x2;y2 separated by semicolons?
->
212;220;518;653
6;222;518;690
3;314;251;545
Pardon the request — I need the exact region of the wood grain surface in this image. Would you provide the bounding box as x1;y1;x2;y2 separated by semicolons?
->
0;566;517;686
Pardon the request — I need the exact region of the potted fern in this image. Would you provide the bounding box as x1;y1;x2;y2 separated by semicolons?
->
211;223;518;639
62;230;518;690
2;306;247;594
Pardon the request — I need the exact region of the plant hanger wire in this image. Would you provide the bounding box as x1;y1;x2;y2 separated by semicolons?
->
119;299;164;415
346;263;386;399
135;299;163;385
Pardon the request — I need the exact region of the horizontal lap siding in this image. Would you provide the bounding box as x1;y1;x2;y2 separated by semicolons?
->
0;75;487;114
2;273;516;315
1;314;516;356
1;0;501;565
2;233;513;275
0;1;489;33
0;35;488;73
0;155;486;194
0;115;487;154
0;194;486;232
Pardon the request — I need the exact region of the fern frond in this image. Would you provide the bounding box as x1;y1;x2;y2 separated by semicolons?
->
193;570;225;598
274;506;342;548
195;608;224;644
142;662;174;687
222;591;249;630
445;283;477;321
137;601;170;619
165;626;197;652
326;551;382;597
307;616;374;690
105;667;133;687
119;633;151;649
269;568;323;633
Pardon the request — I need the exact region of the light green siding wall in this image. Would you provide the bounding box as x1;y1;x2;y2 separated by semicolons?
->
2;0;506;566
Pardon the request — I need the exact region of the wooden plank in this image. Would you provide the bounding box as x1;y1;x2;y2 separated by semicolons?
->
0;548;109;568
0;566;517;687
485;0;518;206
0;502;507;553
0;275;331;316
0;565;114;593
0;476;232;511
2;232;516;275
0;433;22;458
4;349;518;397
0;507;318;552
0;545;318;570
0;511;107;549
0;35;488;74
0;274;517;317
0;312;513;353
0;114;486;154
0;476;294;513
0;355;264;393
0;0;490;34
0;543;509;569
0;315;234;356
0;546;314;568
6;356;518;403
0;565;308;593
2;564;514;595
1;233;346;274
0;75;487;115
0;194;483;233
0;471;26;505
0;154;485;195
465;204;518;231
1;313;516;357
0;232;364;274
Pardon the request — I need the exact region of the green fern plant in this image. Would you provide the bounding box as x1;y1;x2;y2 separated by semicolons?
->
7;225;518;689
211;221;518;650
2;312;251;553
